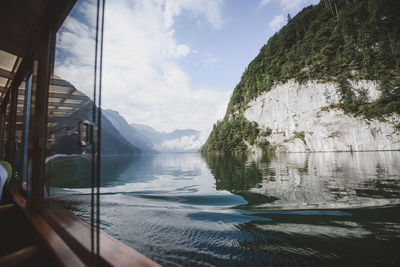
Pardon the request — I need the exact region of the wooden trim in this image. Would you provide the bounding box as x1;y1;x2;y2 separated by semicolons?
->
47;0;77;32
8;185;160;267
30;214;85;267
0;109;4;156
6;81;18;164
0;203;15;214
43;199;160;267
7;183;26;208
29;5;54;212
7;184;85;267
0;245;38;266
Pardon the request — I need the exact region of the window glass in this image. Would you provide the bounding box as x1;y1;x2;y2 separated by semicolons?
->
44;0;103;259
2;96;10;159
16;76;32;193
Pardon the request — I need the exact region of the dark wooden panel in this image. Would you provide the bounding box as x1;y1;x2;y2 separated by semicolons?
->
0;0;40;56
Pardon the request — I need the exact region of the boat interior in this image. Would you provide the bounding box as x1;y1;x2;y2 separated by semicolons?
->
0;0;159;266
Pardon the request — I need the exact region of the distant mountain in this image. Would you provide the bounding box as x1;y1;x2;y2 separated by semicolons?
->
48;78;201;155
103;110;156;153
104;109;201;153
49;103;140;155
102;110;202;153
131;124;202;153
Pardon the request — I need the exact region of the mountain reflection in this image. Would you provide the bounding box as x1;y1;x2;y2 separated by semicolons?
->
46;154;138;189
204;152;400;209
53;152;400;266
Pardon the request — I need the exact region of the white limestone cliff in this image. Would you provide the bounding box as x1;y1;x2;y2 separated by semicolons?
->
243;80;400;152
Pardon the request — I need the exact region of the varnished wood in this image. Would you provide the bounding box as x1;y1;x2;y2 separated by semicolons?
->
0;109;4;156
0;203;15;215
1;1;162;266
6;81;18;164
6;183;26;208
7;184;85;267
7;184;159;267
0;245;38;266
0;0;41;56
43;199;161;267
30;214;86;267
29;1;53;212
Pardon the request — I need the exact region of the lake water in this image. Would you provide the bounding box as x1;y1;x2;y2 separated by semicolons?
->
52;152;400;266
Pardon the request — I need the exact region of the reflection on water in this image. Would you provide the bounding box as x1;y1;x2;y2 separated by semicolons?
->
54;152;400;266
206;152;400;209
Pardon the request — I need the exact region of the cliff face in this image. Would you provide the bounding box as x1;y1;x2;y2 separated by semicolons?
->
203;0;400;154
243;80;400;152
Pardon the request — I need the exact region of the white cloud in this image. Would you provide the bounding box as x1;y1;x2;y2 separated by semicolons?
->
269;15;285;32
259;0;318;11
259;0;273;8
164;0;225;30
54;0;229;135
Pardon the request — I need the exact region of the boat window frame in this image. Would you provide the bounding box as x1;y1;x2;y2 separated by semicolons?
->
0;1;160;266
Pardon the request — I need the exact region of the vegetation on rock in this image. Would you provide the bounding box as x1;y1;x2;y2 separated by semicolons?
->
203;0;400;154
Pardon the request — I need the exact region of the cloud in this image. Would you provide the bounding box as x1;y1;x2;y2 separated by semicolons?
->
259;0;318;11
54;0;229;135
164;0;225;30
269;15;285;32
259;0;273;8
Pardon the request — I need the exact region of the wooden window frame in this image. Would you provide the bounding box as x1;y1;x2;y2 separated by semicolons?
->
2;1;160;266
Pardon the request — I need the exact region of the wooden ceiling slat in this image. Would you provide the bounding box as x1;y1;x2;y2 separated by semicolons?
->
17;99;86;108
17;90;88;101
49;92;89;101
50;78;74;88
0;68;13;79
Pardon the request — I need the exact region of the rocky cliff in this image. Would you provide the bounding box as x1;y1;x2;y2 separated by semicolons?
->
244;80;400;152
203;0;400;154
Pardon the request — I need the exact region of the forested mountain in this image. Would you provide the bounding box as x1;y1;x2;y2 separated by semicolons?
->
203;0;400;154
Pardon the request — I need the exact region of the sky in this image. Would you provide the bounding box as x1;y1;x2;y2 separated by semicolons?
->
55;0;319;139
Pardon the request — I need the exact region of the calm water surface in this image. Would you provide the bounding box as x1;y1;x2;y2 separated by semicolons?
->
53;152;400;266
